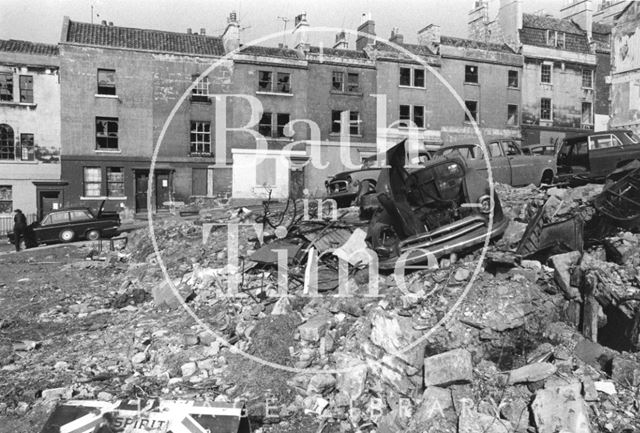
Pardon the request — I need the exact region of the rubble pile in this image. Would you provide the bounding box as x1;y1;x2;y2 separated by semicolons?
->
2;181;640;433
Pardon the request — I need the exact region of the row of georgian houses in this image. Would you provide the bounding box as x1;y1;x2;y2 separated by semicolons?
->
0;0;637;219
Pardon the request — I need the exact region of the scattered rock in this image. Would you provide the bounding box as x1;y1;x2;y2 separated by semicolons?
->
508;362;557;384
531;383;591;433
549;251;582;299
298;312;332;342
423;349;472;387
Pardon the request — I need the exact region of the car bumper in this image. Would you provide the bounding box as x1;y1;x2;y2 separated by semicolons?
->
101;226;120;238
376;214;510;270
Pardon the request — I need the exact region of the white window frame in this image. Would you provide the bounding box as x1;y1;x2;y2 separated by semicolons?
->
540;98;552;121
190;121;212;155
541;62;553;84
399;67;426;89
582;69;593;89
399;104;426;128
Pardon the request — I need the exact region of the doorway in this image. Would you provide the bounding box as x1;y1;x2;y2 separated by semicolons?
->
155;173;171;210
38;190;61;220
135;171;149;213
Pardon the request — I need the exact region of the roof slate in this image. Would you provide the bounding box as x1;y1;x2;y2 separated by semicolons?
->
308;46;369;59
440;36;515;53
238;44;302;59
0;39;59;56
64;20;225;56
522;13;585;34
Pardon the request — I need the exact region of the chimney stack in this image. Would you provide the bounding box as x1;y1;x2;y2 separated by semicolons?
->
200;27;206;35
418;24;440;47
293;12;310;52
560;0;593;39
389;27;404;45
187;28;192;34
498;0;523;46
222;11;240;52
101;20;107;26
333;30;348;49
356;13;376;51
468;0;489;40
108;21;113;26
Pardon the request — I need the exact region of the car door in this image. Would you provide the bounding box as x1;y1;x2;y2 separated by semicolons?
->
485;141;512;185
502;140;537;186
588;134;623;178
69;210;94;237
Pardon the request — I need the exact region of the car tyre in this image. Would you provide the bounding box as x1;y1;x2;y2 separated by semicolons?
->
368;218;400;257
86;229;100;241
59;229;75;243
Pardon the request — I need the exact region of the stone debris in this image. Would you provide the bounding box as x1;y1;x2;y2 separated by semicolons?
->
1;183;640;433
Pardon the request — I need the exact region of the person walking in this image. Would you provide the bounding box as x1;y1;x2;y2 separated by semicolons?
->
13;209;27;252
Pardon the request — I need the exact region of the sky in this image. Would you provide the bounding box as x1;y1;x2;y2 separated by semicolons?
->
0;0;564;47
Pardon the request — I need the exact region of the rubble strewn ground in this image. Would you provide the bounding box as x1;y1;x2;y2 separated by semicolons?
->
1;184;640;433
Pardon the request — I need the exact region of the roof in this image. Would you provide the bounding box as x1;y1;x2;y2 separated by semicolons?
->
372;41;439;63
238;44;302;59
440;36;515;53
308;46;369;59
592;22;612;35
0;39;58;56
522;13;585;35
63;19;225;56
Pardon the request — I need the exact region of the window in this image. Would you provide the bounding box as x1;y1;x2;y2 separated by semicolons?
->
95;117;118;150
541;64;552;84
70;210;91;222
581;102;593;126
507;104;518;125
399;67;425;87
19;76;33;103
465;65;478;83
0;73;13;101
258;112;290;138
331;110;360;135
589;134;618;149
83;167;102;197
190;121;211;154
0;124;14;159
347;73;360;92
332;71;344;91
399;105;425;128
0;186;12;213
258;71;291;93
508;70;519;88
464;100;478;122
97;69;116;95
20;133;34;161
49;212;70;224
487;142;503;157
256;158;276;187
540;98;552;121
107;167;125;197
501;141;520;156
349;111;361;135
582;69;593;88
546;30;564;48
258;71;272;91
192;75;210;102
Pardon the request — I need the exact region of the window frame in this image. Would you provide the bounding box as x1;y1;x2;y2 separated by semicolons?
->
97;69;116;96
0;185;12;214
347;72;360;93
464;100;478;122
0;124;15;160
95;117;119;150
507;104;519;126
83;167;103;197
332;71;344;92
190;121;212;155
191;75;211;102
0;73;13;102
399;66;426;88
507;70;519;88
19;75;33;103
19;133;34;161
257;70;292;94
399;104;426;128
258;112;290;138
540;98;552;121
464;65;479;84
106;167;125;197
581;102;593;126
582;69;593;89
331;110;361;135
541;63;552;84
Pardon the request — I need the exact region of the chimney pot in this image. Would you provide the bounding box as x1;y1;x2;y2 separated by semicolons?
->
187;28;192;34
356;13;375;51
108;21;113;26
101;20;107;26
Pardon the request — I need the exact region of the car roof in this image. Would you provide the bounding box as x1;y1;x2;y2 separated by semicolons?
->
47;207;92;212
565;129;635;140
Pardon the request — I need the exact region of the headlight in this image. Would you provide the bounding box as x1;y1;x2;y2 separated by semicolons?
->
478;195;492;214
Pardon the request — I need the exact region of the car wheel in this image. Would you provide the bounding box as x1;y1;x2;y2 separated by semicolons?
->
541;170;554;185
368;219;400;258
59;229;75;243
86;229;100;241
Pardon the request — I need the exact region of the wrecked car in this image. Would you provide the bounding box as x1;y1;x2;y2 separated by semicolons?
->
435;138;556;187
366;140;509;270
7;201;121;247
556;130;640;184
325;168;381;208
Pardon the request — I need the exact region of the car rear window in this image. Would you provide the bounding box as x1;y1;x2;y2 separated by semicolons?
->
70;210;91;221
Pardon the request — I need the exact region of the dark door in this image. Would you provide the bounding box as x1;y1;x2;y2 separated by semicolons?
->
155;173;171;209
289;168;304;199
38;190;61;220
135;171;149;212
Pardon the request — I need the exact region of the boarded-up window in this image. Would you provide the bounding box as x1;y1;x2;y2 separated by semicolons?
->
192;168;208;196
107;167;125;197
256;158;276;187
84;167;102;197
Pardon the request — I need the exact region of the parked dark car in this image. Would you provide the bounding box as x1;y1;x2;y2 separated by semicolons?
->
7;201;120;247
435;139;556;187
556;130;640;184
366;140;509;270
